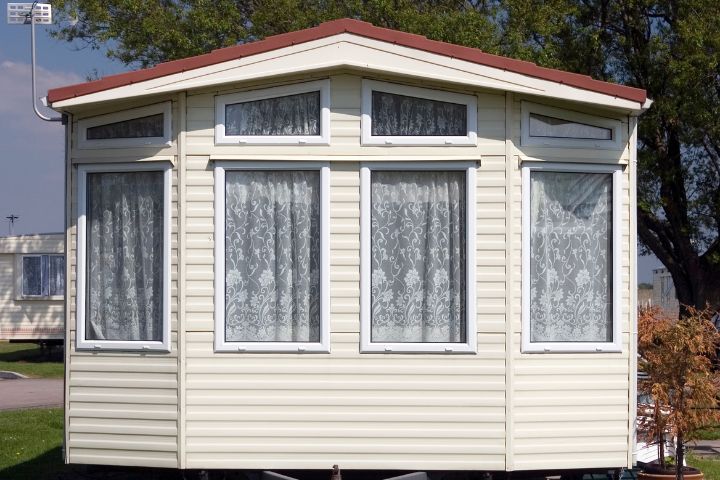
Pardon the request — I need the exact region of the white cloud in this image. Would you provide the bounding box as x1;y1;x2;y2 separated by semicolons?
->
0;60;82;131
0;61;81;235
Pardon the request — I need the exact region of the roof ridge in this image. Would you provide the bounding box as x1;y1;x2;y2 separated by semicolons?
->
47;18;646;104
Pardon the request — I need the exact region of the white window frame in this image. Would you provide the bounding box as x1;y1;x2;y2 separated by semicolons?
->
77;102;172;149
361;80;478;146
15;254;65;300
214;161;330;353
360;162;477;354
76;162;172;352
215;80;331;145
521;101;623;150
521;161;622;353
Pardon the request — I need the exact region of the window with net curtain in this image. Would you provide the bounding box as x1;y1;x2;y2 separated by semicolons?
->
370;171;466;343
85;171;164;342
371;91;468;136
22;255;64;297
224;170;321;343
529;171;613;343
225;91;320;136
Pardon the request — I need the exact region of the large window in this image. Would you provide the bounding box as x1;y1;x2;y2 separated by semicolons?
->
214;162;330;353
215;81;330;145
521;162;621;353
77;102;172;149
361;80;478;146
521;102;622;150
361;163;476;353
76;163;171;351
19;254;64;298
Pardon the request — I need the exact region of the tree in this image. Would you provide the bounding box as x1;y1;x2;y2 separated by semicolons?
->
638;305;720;478
51;1;720;312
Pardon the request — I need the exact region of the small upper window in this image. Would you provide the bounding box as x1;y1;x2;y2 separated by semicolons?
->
215;80;330;145
529;113;612;140
86;114;164;140
362;80;477;146
20;254;64;298
78;102;172;149
521;102;622;149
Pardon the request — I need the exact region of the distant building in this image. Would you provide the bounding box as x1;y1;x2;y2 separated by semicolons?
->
652;267;679;318
638;284;653;309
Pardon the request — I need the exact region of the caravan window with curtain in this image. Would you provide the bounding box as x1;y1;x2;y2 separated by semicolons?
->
360;163;476;353
214;162;330;353
77;102;172;149
361;80;478;146
20;254;64;298
215;81;330;145
76;164;171;351
521;163;621;353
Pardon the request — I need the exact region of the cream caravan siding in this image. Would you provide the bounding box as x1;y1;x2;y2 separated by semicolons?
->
508;97;632;470
0;234;64;340
65;99;180;468
64;72;635;471
181;74;507;470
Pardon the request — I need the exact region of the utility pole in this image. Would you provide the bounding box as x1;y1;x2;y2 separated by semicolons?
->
6;214;19;235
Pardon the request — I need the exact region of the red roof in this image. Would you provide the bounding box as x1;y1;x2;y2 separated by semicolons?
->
47;18;647;105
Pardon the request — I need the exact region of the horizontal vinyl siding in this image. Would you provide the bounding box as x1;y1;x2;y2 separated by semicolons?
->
508;97;632;470
65;148;179;468
0;248;64;340
183;155;506;470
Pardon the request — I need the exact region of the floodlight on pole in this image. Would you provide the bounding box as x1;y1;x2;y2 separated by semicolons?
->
6;2;63;123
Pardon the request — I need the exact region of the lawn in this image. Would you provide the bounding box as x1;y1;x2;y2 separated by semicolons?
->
0;408;66;479
688;452;720;480
0;408;182;479
0;342;63;378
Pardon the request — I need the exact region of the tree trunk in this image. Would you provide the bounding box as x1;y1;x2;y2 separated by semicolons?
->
676;433;684;480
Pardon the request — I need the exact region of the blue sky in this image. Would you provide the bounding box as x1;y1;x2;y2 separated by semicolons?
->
0;8;663;281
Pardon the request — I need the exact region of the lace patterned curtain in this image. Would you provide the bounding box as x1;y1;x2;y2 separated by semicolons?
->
530;171;612;342
529;113;612;140
225;92;320;136
22;257;42;296
86;171;164;341
371;171;466;343
86;113;164;140
225;171;321;342
48;256;64;296
371;91;467;136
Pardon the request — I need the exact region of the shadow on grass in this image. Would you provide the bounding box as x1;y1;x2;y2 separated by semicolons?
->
0;345;63;364
0;447;185;480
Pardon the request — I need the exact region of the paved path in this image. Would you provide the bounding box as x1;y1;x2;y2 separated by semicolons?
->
0;378;63;410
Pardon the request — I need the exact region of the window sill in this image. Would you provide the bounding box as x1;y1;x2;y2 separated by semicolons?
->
361;343;477;354
75;340;170;352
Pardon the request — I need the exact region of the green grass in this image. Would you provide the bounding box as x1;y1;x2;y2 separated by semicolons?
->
0;409;181;479
688;452;720;480
0;408;66;479
693;426;720;441
0;342;63;378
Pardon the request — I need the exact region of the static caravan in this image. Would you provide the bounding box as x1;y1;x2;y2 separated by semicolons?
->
0;233;64;341
47;19;650;477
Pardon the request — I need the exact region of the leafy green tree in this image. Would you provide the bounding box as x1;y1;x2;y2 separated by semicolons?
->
51;0;720;312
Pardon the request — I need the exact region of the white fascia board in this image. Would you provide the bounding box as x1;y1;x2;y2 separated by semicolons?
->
52;33;644;112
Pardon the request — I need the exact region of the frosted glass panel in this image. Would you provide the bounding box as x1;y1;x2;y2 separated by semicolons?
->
225;91;320;136
529;171;612;343
86;113;164;139
86;171;164;341
371;171;466;343
371;91;467;136
225;171;321;342
529;113;612;140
